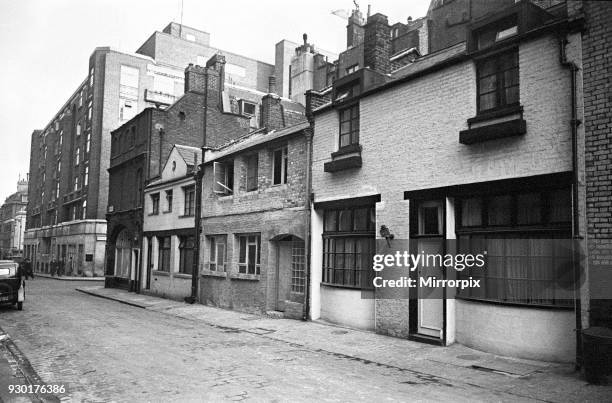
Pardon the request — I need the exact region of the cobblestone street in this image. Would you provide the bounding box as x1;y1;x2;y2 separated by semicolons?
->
0;279;610;402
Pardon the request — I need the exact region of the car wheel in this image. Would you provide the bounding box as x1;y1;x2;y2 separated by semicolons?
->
17;302;22;311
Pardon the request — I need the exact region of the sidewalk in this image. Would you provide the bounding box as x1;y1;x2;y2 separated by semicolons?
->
76;286;612;402
35;273;104;282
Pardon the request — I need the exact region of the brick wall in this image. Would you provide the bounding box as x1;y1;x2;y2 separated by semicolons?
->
581;1;612;327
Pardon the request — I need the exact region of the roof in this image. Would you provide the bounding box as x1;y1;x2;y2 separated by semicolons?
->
391;42;467;80
206;122;309;163
174;145;202;166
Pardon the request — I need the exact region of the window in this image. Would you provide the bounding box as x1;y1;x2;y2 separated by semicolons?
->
75;148;80;166
240;101;256;117
150;193;160;215
477;49;519;113
213;161;234;195
86;132;91;154
82;200;87;219
272;146;288;185
165;190;173;212
291;239;306;293
87;101;93;122
157;237;171;272
183;186;195;216
475;15;518;51
179;236;195;274
237;234;261;275
55;181;60;199
83;166;89;187
120;65;139;88
346;64;359;75
246;154;258;191
322;205;376;288
76;122;81;136
89;67;94;87
79;90;83;107
59;130;63;147
456;187;573;307
208;236;226;271
73;175;79;191
339;104;359;148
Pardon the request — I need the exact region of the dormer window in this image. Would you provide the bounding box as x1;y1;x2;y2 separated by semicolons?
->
240;100;256;117
475;15;518;51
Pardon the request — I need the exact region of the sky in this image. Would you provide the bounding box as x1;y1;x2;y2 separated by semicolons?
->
0;0;430;203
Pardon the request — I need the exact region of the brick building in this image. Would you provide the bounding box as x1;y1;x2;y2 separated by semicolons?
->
141;145;201;300
24;22;282;277
306;0;589;363
199;91;309;315
581;1;612;330
0;179;28;259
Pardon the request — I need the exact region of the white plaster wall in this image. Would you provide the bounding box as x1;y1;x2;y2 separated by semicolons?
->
320;287;375;330
455;299;576;362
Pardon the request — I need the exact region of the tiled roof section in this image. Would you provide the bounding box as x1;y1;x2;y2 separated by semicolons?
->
206;122;309;163
390;42;467;80
174;144;202;167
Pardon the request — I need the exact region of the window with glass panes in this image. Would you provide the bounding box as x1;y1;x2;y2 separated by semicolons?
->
208;235;226;271
158;237;171;272
272;146;288;185
477;49;519;113
183;186;195;216
456;187;573;307
339;104;359;148
322;205;375;288
179;236;195;274
237;234;260;275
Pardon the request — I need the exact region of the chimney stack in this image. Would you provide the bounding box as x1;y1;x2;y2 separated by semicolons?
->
260;93;285;132
364;13;391;74
347;8;365;47
268;76;277;94
184;63;207;93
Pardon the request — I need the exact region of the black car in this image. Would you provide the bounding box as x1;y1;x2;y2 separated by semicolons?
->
0;260;24;310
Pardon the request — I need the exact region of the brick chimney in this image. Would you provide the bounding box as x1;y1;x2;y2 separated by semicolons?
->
364;13;391;74
184;64;207;93
347;8;365;47
204;54;226;107
260;76;285;131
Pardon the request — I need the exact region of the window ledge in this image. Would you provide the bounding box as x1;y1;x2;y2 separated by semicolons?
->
173;273;192;279
460;116;526;145
178;214;195;219
152;270;170;276
468;105;523;124
201;270;227;278
229;272;261;281
325;143;363;173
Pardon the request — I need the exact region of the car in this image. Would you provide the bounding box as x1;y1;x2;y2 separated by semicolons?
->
0;260;24;310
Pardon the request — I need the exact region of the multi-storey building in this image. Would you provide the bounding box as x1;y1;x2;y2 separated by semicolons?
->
141;145;201;299
0;179;28;259
198;93;309;315
307;0;588;363
24;22;290;277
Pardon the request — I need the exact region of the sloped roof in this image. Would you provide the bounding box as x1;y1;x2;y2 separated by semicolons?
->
206;122;309;163
174;145;202;167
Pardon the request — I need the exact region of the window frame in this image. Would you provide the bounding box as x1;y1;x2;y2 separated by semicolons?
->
208;235;227;272
246;153;259;191
272;146;288;186
213;160;234;196
456;186;573;308
183;185;195;216
338;104;360;148
322;205;376;289
237;234;261;275
150;193;160;215
178;236;195;275
476;48;519;114
157;236;171;272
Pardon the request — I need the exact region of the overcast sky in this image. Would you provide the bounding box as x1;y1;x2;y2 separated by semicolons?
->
0;0;430;203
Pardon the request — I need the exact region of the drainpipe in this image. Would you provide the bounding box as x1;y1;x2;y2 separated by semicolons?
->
559;35;583;368
303;95;314;321
186;67;209;304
